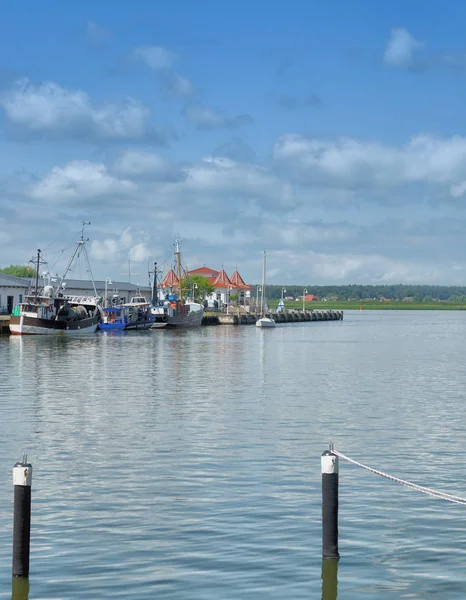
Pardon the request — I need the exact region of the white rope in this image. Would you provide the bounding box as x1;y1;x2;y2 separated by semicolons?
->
333;449;466;506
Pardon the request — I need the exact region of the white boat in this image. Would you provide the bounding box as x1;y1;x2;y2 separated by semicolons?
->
256;316;276;328
256;251;275;328
9;224;101;335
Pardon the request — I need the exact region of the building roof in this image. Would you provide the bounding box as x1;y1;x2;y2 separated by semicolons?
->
161;269;179;288
0;273;29;287
212;269;232;289
304;294;319;301
230;269;251;290
187;266;219;278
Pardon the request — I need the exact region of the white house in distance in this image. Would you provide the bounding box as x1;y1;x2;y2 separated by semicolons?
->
159;265;251;305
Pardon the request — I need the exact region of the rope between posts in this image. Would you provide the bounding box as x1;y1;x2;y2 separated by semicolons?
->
333;449;466;506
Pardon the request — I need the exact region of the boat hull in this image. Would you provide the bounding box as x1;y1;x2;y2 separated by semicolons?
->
167;308;204;328
99;321;154;331
256;317;276;328
9;314;100;335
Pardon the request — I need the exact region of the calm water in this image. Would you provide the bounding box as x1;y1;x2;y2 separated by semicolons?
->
2;311;466;599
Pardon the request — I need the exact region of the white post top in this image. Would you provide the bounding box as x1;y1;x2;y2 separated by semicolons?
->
321;453;339;474
13;463;33;487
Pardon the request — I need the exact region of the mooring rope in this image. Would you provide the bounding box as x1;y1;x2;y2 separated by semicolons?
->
333;449;466;506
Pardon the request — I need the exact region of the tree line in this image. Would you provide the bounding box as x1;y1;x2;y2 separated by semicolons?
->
257;284;466;302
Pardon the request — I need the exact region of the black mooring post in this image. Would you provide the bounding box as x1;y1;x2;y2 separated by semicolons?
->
322;446;339;559
12;455;32;578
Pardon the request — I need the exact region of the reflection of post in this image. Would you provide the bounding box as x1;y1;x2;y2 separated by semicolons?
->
12;576;29;600
321;558;338;600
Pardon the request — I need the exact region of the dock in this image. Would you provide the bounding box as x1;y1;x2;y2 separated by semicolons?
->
202;309;343;325
0;315;10;335
0;310;343;333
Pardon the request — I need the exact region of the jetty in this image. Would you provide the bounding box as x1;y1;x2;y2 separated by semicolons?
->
0;309;343;334
0;316;9;335
202;309;343;325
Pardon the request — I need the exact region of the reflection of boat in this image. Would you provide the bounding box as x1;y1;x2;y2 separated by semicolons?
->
9;224;101;336
99;296;154;331
153;239;204;328
256;251;276;328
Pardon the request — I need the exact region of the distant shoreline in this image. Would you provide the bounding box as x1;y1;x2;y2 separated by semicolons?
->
267;301;466;311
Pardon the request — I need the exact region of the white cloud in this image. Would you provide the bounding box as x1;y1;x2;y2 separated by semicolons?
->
384;28;424;67
0;78;167;143
183;105;253;130
274;133;466;194
133;45;176;70
113;150;185;181
29;160;136;202
85;21;110;44
182;156;295;209
91;228;153;266
164;72;195;96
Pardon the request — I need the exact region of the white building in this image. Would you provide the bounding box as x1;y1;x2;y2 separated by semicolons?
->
159;265;251;306
0;275;151;314
0;274;28;314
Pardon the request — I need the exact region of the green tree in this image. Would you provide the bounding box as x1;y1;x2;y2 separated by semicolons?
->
182;275;215;302
0;265;35;277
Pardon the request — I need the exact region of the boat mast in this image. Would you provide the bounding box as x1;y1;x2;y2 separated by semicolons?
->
58;221;95;294
34;249;41;300
151;262;159;305
175;237;182;300
260;250;265;317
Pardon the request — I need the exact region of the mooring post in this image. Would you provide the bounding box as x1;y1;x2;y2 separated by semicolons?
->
322;444;339;559
12;454;32;578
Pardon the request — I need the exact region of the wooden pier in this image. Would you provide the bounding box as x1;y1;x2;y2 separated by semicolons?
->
0;316;10;335
203;310;343;326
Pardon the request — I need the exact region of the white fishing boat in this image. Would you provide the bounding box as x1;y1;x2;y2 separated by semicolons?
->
256;251;276;328
9;223;102;336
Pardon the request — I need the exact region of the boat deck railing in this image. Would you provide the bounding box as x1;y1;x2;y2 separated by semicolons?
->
64;295;100;305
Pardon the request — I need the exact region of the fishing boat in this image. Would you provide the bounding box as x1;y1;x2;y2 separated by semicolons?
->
9;223;102;335
149;262;169;328
256;251;276;328
99;296;154;331
153;239;204;328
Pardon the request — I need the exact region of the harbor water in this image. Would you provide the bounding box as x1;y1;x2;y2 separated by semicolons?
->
1;311;466;598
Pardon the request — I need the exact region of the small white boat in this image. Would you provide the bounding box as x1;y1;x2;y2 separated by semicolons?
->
255;251;276;328
256;316;276;328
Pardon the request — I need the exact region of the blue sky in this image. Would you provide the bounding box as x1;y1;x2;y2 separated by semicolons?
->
1;1;466;285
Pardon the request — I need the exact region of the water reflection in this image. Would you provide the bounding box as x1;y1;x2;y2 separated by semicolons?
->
11;577;29;600
321;559;338;600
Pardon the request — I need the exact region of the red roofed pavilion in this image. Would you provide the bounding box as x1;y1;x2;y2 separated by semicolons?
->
161;269;179;289
212;269;232;289
230;269;251;290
